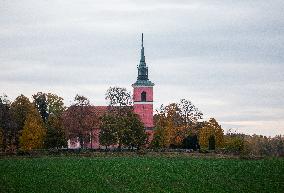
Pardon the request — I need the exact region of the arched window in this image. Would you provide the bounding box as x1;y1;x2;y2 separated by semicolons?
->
141;91;147;102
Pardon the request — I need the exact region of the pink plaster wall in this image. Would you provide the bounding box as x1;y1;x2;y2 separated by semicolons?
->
68;129;119;149
133;104;154;128
133;87;153;102
133;86;154;128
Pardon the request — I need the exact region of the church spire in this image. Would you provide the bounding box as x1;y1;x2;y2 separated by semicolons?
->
133;33;154;87
142;33;144;46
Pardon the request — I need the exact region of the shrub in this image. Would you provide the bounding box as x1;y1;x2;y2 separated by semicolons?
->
243;135;284;157
224;133;245;154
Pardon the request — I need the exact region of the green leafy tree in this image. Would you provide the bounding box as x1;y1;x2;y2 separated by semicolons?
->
0;94;16;151
44;115;67;149
0;128;3;151
99;111;126;149
99;113;117;149
102;87;147;149
33;92;66;122
151;125;166;148
42;93;66;149
46;93;66;117
104;87;132;149
33;92;48;123
99;109;146;150
122;110;147;149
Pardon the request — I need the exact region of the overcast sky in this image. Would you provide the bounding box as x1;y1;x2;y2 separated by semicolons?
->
1;0;284;136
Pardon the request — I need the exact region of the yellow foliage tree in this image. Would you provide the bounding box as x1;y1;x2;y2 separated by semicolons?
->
152;113;169;148
152;100;203;148
19;109;46;150
154;103;193;147
199;118;224;149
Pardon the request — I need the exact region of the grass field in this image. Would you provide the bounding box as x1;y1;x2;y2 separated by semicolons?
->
0;155;283;193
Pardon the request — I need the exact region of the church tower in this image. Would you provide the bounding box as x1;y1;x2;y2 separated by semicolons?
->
132;33;155;141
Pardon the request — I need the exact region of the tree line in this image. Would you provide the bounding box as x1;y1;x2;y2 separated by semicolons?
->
0;87;283;157
151;99;284;157
0;93;66;151
151;99;224;150
0;87;147;152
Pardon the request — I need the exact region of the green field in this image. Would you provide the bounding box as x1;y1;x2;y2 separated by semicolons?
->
0;156;283;193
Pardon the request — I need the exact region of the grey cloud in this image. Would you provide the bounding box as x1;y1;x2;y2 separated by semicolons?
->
0;0;284;136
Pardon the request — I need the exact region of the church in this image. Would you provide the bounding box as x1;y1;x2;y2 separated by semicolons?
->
68;34;155;149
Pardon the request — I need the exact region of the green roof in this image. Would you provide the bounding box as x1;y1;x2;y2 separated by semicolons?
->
132;79;154;87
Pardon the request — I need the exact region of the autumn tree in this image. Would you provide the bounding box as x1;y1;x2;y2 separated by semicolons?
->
151;125;167;148
63;95;98;148
153;99;203;148
224;130;245;154
32;92;67;149
11;95;34;149
19;108;46;150
164;103;187;147
199;118;224;149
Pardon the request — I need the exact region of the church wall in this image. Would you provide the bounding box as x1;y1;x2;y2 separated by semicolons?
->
133;87;153;102
133;104;154;128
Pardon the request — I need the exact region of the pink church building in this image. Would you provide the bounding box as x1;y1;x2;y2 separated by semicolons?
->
68;34;155;149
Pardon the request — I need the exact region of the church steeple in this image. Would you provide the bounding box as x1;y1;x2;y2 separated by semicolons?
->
132;33;155;142
133;33;154;86
138;33;148;80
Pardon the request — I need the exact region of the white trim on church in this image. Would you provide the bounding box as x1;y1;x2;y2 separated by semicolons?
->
133;101;153;104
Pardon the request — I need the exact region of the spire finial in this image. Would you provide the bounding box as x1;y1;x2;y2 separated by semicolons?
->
140;33;145;64
142;33;144;47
